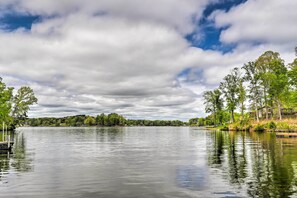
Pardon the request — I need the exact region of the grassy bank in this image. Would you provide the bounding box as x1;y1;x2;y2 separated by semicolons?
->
226;119;297;132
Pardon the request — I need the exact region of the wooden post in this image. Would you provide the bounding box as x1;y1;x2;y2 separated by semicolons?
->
8;134;10;150
2;121;4;142
6;124;8;143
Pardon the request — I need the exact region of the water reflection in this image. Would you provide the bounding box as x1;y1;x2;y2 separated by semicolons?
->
0;132;33;183
208;131;297;197
1;127;297;197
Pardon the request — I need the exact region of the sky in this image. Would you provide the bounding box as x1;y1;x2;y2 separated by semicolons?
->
0;0;296;121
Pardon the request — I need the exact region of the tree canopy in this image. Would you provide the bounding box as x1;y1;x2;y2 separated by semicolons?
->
0;78;37;129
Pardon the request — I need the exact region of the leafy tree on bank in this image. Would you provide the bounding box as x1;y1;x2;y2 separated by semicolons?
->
203;89;223;125
0;78;13;127
0;78;37;129
286;48;297;109
255;51;283;119
12;87;38;126
242;62;262;122
238;78;246;120
203;48;297;125
220;68;242;123
268;56;288;120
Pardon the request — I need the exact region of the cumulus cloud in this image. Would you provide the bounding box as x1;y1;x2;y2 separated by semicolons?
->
210;0;297;45
0;0;296;120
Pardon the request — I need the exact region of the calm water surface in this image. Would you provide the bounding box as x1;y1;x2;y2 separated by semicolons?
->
0;127;297;198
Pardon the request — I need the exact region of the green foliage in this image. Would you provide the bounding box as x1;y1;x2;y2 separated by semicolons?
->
84;116;96;126
254;124;265;132
288;58;297;89
267;121;277;131
0;78;13;126
26;113;187;127
203;89;223;125
0;78;37;129
188;118;198;126
12;86;38;126
219;67;242;123
203;48;297;126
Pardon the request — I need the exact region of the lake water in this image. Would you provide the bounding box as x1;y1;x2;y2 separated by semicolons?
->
0;127;297;198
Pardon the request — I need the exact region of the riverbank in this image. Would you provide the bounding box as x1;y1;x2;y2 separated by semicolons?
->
225;119;297;132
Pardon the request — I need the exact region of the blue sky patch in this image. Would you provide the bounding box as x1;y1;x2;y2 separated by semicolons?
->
186;0;247;53
0;13;40;31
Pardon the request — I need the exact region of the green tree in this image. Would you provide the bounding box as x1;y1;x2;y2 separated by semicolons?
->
242;62;262;122
286;47;297;110
220;68;241;123
12;86;38;126
268;57;288;120
0;78;13;127
84;116;96;126
96;113;105;126
238;79;246;120
203;89;223;125
255;51;282;119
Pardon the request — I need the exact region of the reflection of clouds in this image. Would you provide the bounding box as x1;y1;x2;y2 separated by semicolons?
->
176;165;207;191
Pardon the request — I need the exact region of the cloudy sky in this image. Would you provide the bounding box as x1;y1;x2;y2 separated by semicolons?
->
0;0;296;120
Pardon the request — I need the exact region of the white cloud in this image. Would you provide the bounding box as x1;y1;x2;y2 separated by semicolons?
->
210;0;297;45
0;0;296;120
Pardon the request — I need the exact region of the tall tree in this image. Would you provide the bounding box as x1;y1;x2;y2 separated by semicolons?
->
220;68;241;123
255;51;282;119
286;47;297;109
203;89;223;125
268;57;288;120
238;79;246;119
288;48;297;89
12;86;38;126
242;62;262;122
0;78;13;127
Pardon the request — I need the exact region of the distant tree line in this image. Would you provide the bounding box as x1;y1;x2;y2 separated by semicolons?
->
26;113;187;127
203;48;297;125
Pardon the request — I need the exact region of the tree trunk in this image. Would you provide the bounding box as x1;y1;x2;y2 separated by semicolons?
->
241;101;244;120
231;110;235;123
278;100;282;120
264;88;268;120
255;100;259;122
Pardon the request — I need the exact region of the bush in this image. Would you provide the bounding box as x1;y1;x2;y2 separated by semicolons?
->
218;124;229;131
267;121;276;131
254;124;265;132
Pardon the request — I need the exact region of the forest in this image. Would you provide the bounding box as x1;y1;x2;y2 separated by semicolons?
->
26;114;187;127
201;49;297;131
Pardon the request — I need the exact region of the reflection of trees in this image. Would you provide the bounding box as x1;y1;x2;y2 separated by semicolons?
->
227;132;247;185
208;131;297;197
0;151;10;181
11;132;33;172
248;133;296;197
0;132;34;182
96;127;124;143
208;131;224;166
0;131;14;181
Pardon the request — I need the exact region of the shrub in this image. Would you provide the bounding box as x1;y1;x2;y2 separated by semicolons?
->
267;121;277;131
254;124;265;132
